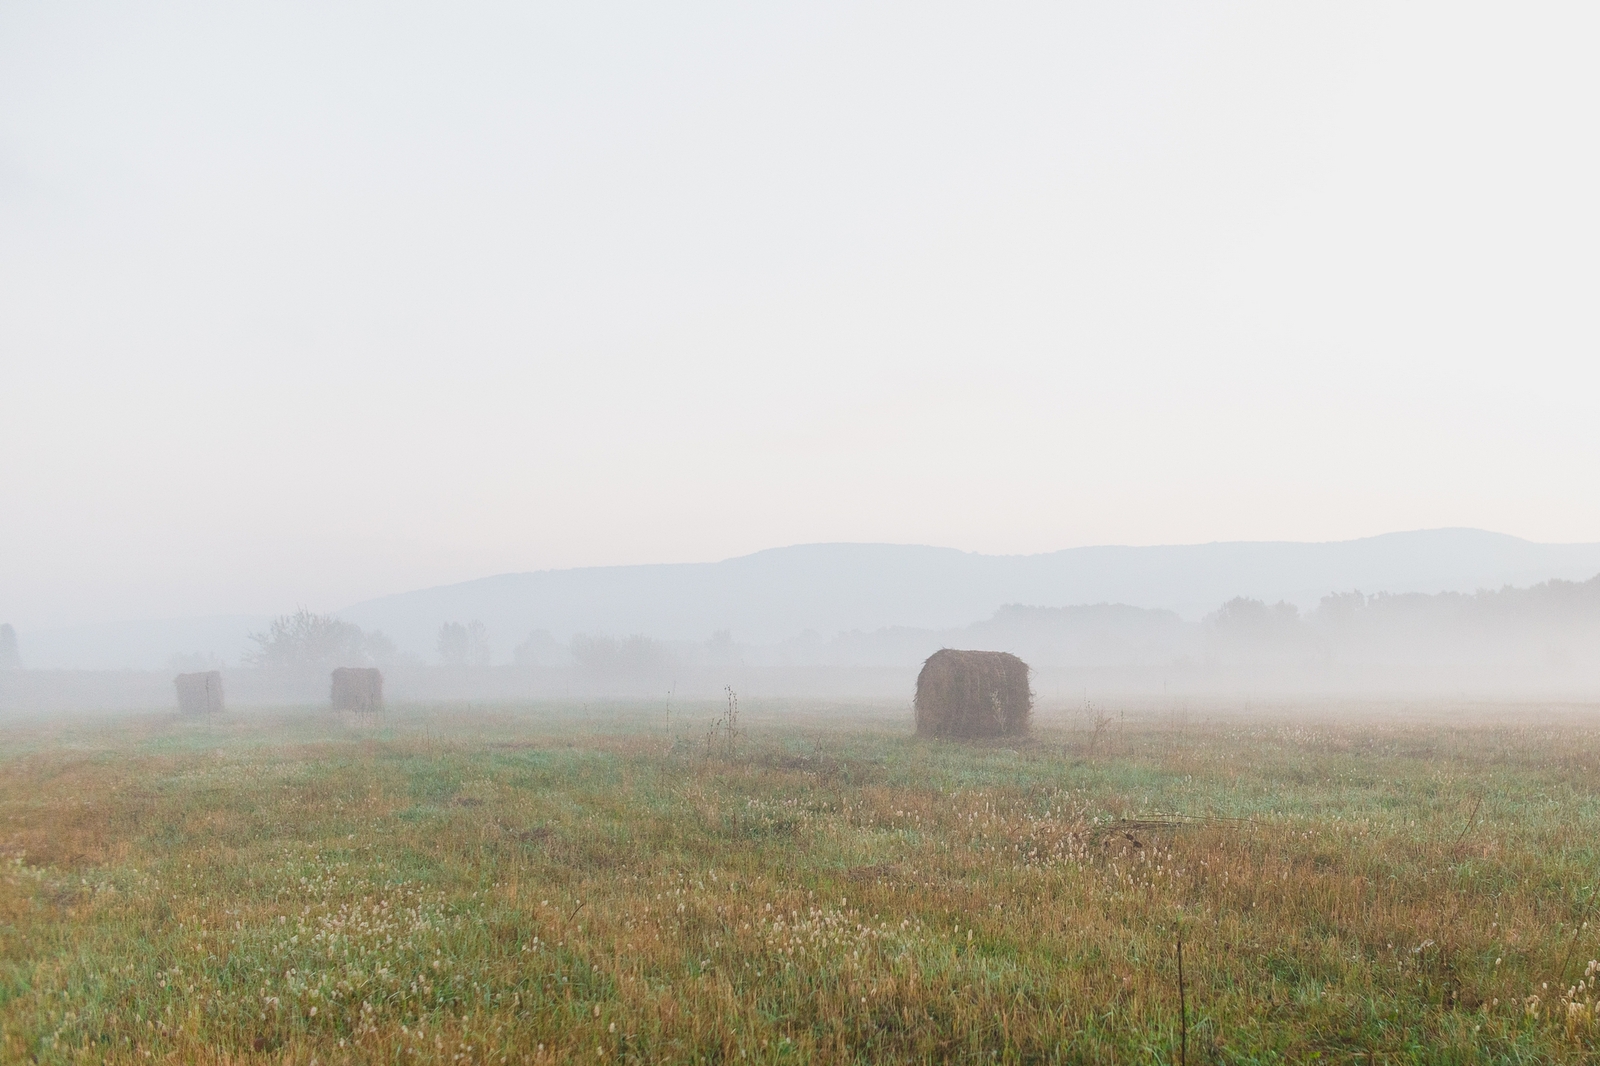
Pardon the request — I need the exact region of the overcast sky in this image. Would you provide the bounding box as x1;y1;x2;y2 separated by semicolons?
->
3;2;1597;628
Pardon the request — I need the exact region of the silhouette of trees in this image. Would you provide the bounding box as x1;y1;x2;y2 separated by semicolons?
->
513;629;566;668
570;634;668;680
437;621;491;667
245;608;368;670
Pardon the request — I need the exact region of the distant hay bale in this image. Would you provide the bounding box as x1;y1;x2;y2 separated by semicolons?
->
174;671;224;715
331;667;383;712
914;649;1032;738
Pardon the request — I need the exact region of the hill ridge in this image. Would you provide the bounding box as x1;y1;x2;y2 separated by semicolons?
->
336;528;1600;659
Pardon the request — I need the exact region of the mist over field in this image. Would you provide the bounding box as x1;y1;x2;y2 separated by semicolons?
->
5;528;1600;712
3;1;1596;716
8;6;1600;1061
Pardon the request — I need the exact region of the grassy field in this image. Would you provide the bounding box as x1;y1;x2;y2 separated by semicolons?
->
4;698;1600;1064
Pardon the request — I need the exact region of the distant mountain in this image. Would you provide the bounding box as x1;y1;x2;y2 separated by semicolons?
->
337;529;1600;661
18;529;1599;670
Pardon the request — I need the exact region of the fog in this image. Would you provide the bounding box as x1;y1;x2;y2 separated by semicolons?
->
3;4;1599;713
6;530;1600;711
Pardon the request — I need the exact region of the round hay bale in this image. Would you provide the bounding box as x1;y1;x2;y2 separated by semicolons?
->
174;670;224;715
331;667;384;712
914;649;1032;738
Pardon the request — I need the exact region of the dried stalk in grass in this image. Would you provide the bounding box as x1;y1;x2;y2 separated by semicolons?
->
1090;813;1253;847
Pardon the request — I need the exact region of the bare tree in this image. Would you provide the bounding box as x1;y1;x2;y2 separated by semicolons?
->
244;608;365;670
438;621;491;667
513;629;567;668
570;633;668;680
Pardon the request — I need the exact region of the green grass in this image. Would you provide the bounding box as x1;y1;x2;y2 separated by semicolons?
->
3;699;1600;1063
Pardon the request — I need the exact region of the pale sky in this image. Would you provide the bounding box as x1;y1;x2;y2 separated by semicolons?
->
3;2;1597;629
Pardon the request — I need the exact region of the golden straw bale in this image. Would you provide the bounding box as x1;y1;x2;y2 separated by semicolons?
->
913;649;1031;738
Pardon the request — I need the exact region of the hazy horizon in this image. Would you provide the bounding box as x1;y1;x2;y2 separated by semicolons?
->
11;524;1600;633
10;527;1600;684
4;2;1598;634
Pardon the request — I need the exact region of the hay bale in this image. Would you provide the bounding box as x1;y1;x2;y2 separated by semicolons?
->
174;670;224;715
914;649;1031;738
331;667;383;712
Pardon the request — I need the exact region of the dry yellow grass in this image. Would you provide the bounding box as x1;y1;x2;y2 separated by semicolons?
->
2;699;1600;1063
